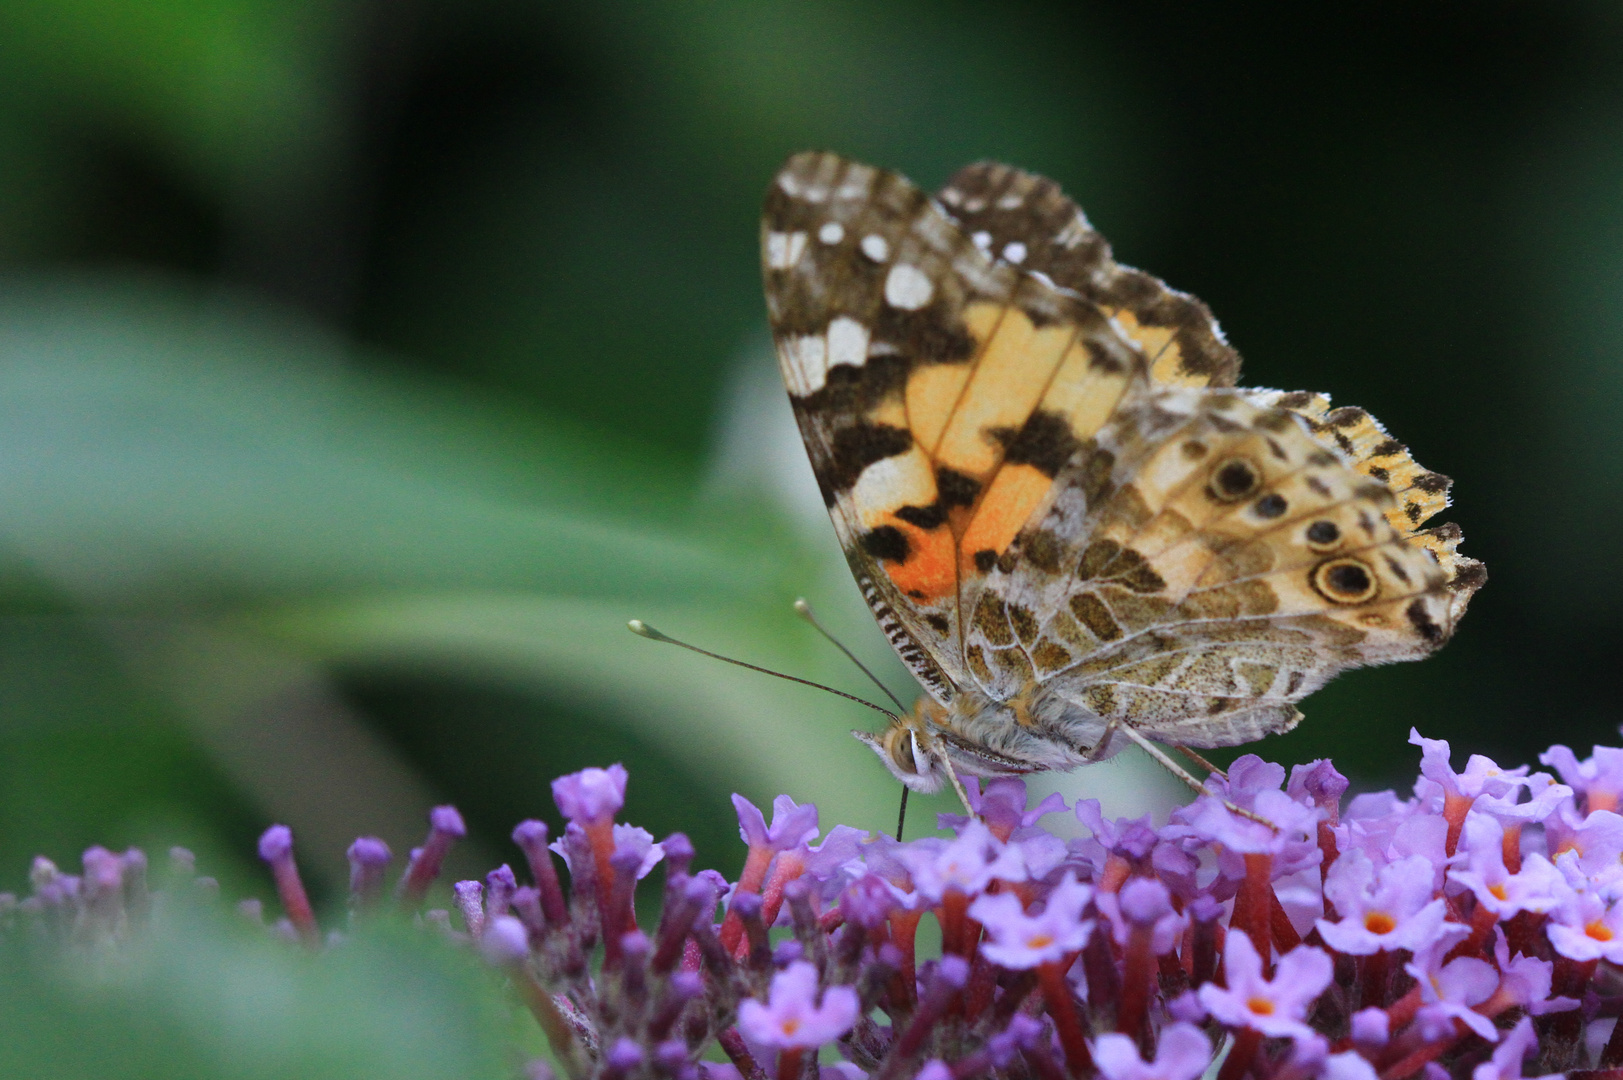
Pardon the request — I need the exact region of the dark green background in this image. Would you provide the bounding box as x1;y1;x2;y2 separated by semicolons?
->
3;0;1619;901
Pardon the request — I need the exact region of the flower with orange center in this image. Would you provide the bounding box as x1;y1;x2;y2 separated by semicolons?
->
737;960;859;1050
969;871;1093;970
1548;891;1623;964
1319;850;1448;956
1197;934;1332;1041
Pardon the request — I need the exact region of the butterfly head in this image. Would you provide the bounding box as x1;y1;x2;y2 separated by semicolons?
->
852;702;952;794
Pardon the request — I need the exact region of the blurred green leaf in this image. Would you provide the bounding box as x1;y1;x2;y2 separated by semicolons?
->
0;913;516;1080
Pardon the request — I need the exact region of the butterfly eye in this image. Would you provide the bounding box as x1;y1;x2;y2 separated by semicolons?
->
1312;557;1380;604
1305;520;1341;551
1207;456;1262;502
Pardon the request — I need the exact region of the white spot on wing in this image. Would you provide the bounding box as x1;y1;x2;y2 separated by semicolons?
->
971;231;992;252
780;335;828;396
1002;241;1027;264
852;447;933;529
835;174;873;199
826;316;869;368
818;221;844;245
1054;214;1092;248
996;193;1024;210
765;231;808;270
861;234;890;262
884;264;934;310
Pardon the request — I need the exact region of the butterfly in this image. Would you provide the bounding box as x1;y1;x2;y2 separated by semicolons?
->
760;152;1485;799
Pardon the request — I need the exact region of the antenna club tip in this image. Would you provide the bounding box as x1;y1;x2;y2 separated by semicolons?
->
627;619;658;639
792;597;811;614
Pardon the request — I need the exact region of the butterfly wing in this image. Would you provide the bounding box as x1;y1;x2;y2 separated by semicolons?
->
923;166;1484;746
969;384;1483;748
764;152;1484;757
937;161;1241;390
762;152;1146;703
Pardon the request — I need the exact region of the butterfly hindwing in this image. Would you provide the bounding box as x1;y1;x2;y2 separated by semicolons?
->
969;387;1470;747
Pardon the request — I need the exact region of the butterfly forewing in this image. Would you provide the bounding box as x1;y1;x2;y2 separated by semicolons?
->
763;152;1146;700
938;162;1242;391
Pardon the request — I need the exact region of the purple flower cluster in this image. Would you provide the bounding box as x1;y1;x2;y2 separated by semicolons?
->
19;733;1623;1079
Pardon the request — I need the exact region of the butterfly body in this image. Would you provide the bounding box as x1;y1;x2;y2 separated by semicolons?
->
762;152;1484;794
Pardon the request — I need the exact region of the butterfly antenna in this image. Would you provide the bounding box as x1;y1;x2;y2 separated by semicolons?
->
628;620;899;720
791;598;908;712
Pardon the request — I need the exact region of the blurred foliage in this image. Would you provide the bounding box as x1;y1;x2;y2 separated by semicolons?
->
0;909;520;1079
2;2;1623;1071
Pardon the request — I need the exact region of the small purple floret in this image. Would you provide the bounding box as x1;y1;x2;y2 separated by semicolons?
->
398;805;467;906
552;764;629;825
479;914;530;965
258;825;294;864
736;959;860;1049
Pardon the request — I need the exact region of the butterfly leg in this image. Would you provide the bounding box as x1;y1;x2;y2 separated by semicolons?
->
1174;744;1228;783
1112;724;1275;830
939;757;976;818
1084;716;1122;763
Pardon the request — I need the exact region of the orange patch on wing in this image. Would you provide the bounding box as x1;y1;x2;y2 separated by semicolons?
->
933;305;1075;478
882;520;957;602
1109;308;1190;387
906;363;974;450
958;463;1053;574
1038;337;1134;442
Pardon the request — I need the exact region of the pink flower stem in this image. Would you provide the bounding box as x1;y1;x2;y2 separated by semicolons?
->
1502;823;1523;874
584;820;624;963
1548;956;1599;1050
1444;901;1499;963
1098;854;1130;894
1236;853;1274;968
1116;922;1155;1038
718;845;776;953
1317;818;1339;892
1378;1021;1465;1080
888;909;922;1009
717;1027;768;1080
1215;1027;1262;1080
1505;910;1545;959
1269;888;1302;951
963;952;999;1020
1082;913;1123;1002
1036;959;1093;1077
938;890;971;956
1191;910;1223;987
1442;792;1473;857
1020;1043;1068;1080
269;861;319;947
754;852;807;941
1361;949;1392;1011
1385;984;1423;1030
775;1047;805;1080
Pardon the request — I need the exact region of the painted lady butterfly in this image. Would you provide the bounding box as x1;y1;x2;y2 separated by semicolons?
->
761;152;1485;797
